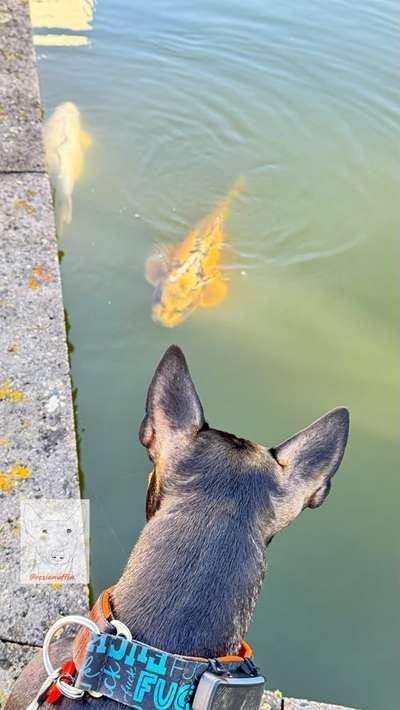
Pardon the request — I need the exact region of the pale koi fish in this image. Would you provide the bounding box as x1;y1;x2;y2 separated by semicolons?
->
43;101;92;235
145;178;243;327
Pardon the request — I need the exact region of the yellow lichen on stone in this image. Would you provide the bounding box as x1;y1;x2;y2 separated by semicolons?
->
28;265;50;289
33;263;50;281
0;437;10;446
14;199;37;216
0;382;24;401
0;465;30;492
0;383;11;399
10;465;29;477
1;49;15;60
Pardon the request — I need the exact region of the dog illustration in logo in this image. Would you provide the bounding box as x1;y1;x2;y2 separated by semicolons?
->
21;500;87;582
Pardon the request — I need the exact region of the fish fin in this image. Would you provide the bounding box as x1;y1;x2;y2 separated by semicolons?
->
200;276;228;307
80;129;92;149
55;188;72;236
145;252;169;286
157;241;175;260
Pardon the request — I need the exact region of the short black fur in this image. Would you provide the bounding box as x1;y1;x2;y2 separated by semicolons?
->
6;345;350;709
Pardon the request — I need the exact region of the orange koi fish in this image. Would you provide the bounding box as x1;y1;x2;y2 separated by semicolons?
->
145;178;243;327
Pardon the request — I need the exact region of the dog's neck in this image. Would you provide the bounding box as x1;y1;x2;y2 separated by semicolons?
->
111;497;267;658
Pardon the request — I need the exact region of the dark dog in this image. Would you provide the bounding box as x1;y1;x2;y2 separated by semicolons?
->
6;345;349;709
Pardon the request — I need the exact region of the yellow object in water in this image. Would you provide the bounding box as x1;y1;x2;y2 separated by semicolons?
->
33;35;89;47
145;178;243;327
43;102;92;235
30;0;95;46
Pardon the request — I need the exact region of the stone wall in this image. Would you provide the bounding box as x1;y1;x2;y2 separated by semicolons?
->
0;0;88;705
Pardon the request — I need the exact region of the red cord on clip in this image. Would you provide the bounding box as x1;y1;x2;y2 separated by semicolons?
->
46;659;76;704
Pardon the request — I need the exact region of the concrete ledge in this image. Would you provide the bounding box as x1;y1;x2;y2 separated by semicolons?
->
0;640;37;707
0;173;88;649
262;691;360;710
0;5;88;704
262;690;284;709
283;700;358;710
0;0;44;171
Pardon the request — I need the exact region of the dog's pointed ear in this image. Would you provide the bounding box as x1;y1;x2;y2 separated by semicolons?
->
272;407;349;509
139;345;204;460
22;503;42;537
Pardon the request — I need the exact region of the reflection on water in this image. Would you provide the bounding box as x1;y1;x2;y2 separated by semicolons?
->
30;0;95;46
34;0;399;708
33;35;89;47
145;178;242;327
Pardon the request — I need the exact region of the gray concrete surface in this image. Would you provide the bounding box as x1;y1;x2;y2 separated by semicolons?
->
0;0;88;706
262;690;284;709
0;1;360;709
282;699;360;710
0;0;44;172
0;172;88;650
262;692;360;710
0;639;37;707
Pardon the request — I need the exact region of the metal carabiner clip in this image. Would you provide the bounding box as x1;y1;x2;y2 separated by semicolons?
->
42;614;100;701
25;667;62;710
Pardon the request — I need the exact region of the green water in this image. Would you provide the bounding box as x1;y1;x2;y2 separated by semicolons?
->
33;1;399;707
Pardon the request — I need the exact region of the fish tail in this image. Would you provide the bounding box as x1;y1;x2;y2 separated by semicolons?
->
213;176;245;222
55;186;72;235
218;176;246;213
227;175;246;202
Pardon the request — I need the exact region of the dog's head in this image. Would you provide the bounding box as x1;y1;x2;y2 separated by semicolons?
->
140;345;349;540
23;504;81;568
